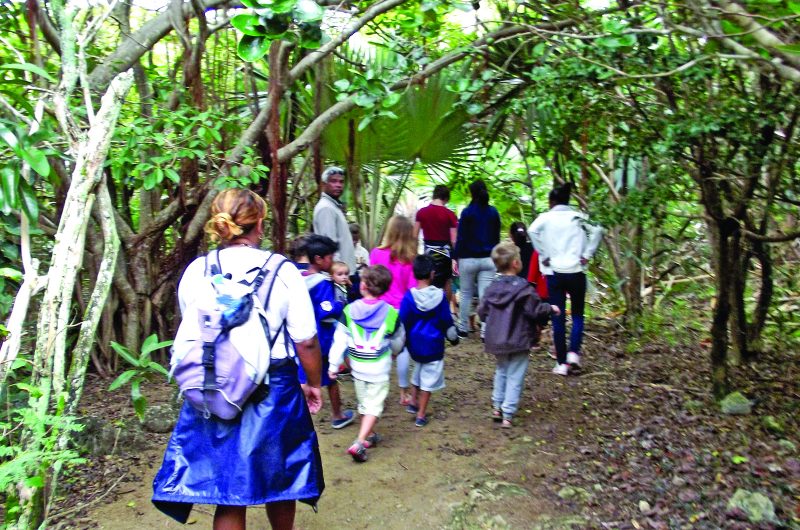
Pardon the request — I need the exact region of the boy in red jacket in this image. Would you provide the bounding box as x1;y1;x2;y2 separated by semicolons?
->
478;242;560;428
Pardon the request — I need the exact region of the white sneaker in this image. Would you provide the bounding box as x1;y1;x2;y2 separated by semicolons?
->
566;351;581;368
552;363;569;376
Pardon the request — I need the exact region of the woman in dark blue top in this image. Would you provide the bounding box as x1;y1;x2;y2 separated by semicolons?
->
453;179;501;338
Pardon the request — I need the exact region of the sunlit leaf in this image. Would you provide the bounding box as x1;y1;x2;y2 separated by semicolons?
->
231;14;267;36
237;35;272;62
293;0;323;22
0;63;56;83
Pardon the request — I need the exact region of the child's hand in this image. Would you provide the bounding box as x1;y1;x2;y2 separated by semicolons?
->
551;305;561;316
328;370;338;381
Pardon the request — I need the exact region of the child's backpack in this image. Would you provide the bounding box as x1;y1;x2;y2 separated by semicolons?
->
170;250;289;420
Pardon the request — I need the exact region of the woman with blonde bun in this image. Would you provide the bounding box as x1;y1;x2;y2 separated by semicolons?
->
152;188;325;530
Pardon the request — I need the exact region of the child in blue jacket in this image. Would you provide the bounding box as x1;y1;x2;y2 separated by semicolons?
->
299;234;354;429
399;255;459;427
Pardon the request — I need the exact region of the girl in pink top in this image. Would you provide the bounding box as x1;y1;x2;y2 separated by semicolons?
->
369;216;417;404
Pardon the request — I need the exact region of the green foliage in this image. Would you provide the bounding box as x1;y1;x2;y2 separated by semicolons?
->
232;0;327;60
0;379;86;525
108;335;171;421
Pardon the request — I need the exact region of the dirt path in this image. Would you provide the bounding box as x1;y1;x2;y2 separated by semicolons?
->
85;337;579;529
78;322;800;529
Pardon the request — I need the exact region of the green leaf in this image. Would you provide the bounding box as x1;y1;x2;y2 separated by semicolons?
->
1;168;18;210
0;267;22;281
357;114;373;131
15;382;42;398
164;168;180;183
789;1;800;14
147;361;170;377
0;63;56;83
381;92;401;108
140;334;173;358
776;44;800;56
131;380;146;420
110;341;141;367
21;147;49;177
293;0;323;22
240;0;268;7
231;14;267;36
731;455;749;465
108;370;137;392
0;124;18;149
133;396;147;421
237;35;272;62
18;179;38;222
263;0;296;14
333;79;351;91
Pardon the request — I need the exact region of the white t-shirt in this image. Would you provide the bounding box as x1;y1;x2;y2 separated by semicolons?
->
177;246;317;359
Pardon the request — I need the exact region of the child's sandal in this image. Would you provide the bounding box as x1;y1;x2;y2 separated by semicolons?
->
491;409;502;422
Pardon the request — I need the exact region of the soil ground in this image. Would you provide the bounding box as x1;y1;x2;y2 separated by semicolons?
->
53;319;799;529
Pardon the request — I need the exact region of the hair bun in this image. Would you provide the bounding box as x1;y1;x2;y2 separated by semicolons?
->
205;212;243;242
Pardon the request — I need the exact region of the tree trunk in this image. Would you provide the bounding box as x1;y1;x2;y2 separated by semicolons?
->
15;69;133;530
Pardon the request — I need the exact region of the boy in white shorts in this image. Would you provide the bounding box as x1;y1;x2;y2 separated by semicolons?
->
329;265;405;462
399;255;459;427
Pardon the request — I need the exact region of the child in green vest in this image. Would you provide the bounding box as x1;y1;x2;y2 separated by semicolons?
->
329;265;406;462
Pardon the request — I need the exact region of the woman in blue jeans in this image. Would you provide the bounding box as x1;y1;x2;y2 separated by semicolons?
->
453;179;501;338
528;183;603;375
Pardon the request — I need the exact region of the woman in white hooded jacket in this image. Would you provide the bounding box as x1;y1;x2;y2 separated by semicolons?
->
528;183;603;376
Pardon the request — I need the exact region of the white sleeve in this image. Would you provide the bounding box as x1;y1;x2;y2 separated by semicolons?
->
328;323;348;372
528;215;549;259
177;257;206;314
279;263;318;343
583;221;604;259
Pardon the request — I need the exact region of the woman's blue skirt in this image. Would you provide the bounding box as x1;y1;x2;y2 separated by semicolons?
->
151;359;325;523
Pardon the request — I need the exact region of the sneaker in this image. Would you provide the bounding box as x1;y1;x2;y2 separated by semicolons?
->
406;404;419;414
347;440;368;462
566;351;581;368
415;416;429;427
331;409;355;429
552;363;569;376
363;432;382;448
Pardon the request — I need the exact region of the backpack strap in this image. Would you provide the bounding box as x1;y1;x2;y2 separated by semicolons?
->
258;256;292;358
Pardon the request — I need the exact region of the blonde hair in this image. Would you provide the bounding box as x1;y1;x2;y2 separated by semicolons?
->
491;241;521;273
331;261;350;275
379;215;416;263
205;188;266;243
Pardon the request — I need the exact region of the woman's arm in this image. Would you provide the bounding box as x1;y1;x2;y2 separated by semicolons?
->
295;336;323;413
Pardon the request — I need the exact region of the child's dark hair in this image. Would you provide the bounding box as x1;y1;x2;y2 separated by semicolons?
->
412;254;435;280
509;222;529;248
548;182;571;205
432;184;450;202
288;235;310;261
360;265;392;296
304;234;338;262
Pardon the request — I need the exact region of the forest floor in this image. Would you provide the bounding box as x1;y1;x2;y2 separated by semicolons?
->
52;318;799;529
